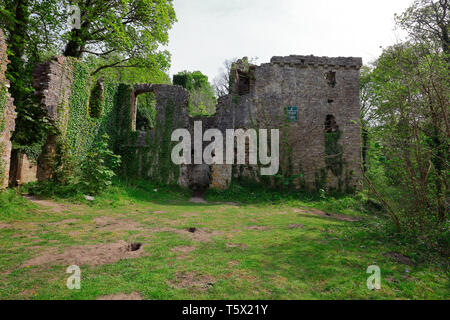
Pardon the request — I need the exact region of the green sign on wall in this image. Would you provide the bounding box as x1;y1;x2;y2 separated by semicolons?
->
286;106;299;122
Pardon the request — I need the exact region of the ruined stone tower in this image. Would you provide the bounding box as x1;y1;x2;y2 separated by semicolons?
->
206;55;363;192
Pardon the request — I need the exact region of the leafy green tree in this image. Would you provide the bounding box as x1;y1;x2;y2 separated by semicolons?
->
360;0;449;240
0;0;55;149
61;0;176;76
173;71;216;115
364;42;448;235
395;0;449;55
80;134;121;195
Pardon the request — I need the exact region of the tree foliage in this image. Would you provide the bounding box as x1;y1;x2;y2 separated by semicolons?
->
395;0;449;55
61;0;176;76
0;0;176;154
173;70;216;115
362;0;449;239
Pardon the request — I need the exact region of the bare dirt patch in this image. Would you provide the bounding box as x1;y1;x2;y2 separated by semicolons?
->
228;261;240;267
226;243;248;249
244;226;270;231
22;240;146;267
215;202;239;207
178;228;224;242
152;210;169;214
172;246;196;254
97;292;143;300
288;224;305;229
50;219;79;229
19;289;37;298
148;226;223;242
149;226;178;233
293;208;360;222
23;195;69;213
169;272;216;291
93;217;145;232
189;197;207;204
182;212;200;218
384;252;413;266
0;223;12;229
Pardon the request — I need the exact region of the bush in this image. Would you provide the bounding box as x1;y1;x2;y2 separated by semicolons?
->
80;134;121;195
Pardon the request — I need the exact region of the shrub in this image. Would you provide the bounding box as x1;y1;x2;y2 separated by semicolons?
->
80;134;121;195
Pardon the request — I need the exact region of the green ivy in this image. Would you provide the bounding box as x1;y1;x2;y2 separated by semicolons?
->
88;80;104;118
50;59;124;183
324;130;344;177
136;92;156;130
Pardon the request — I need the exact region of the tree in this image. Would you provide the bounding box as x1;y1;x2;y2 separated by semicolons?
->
395;0;449;55
359;66;375;173
0;0;55;148
60;0;177;75
366;42;448;234
173;71;216;115
213;59;235;98
212;57;259;98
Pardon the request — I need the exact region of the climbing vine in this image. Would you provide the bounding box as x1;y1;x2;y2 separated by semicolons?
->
88;80;104;118
50;59;124;184
324;130;344;177
136;92;156;130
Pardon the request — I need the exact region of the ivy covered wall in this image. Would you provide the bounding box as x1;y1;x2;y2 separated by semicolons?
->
33;57;190;187
0;29;16;188
120;84;190;186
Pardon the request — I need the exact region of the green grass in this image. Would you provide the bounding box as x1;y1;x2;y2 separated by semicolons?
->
0;181;448;300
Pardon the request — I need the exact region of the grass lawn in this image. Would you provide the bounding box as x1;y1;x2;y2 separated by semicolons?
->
0;183;448;300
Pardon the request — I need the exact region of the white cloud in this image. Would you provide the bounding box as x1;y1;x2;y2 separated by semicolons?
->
166;0;412;81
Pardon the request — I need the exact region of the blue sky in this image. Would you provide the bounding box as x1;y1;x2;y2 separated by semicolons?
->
166;0;413;81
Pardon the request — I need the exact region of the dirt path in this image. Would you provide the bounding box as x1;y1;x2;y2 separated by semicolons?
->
23;195;69;212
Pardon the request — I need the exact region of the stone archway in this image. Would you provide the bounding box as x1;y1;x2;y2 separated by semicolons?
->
130;84;155;132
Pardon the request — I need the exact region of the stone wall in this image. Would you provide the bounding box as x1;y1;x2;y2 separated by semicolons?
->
0;29;16;189
122;83;191;186
28;54;361;193
124;55;362;192
9;150;37;186
32;56;74;181
248;55;362;191
202;55;362;192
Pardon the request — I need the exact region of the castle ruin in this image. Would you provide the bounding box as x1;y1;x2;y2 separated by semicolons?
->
1;31;363;193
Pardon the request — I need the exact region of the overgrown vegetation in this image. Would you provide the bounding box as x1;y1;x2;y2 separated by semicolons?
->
0;181;447;299
360;0;449;246
0;0;448;300
136;92;157;131
0;0;176;163
173;70;216;115
80;134;121;195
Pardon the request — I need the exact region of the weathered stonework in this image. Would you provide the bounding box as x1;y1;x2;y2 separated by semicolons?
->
224;55;363;192
123;83;191;186
0;29;17;189
125;55;362;192
29;54;361;193
9;150;37;186
32;56;74;181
